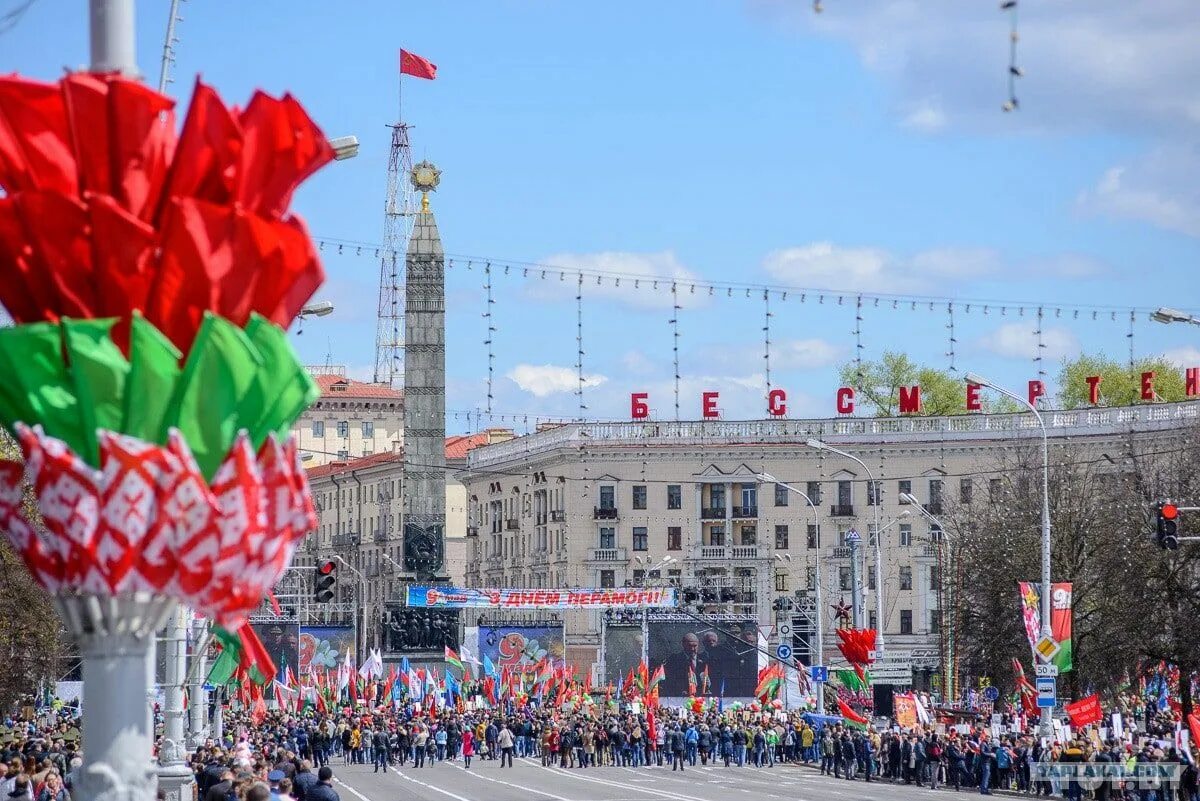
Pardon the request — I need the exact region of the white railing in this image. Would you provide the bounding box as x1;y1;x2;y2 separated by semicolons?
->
731;545;760;559
588;548;627;562
696;545;728;559
466;400;1200;469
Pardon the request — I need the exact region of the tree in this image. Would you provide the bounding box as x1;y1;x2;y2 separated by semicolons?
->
1056;354;1188;408
839;352;967;416
0;430;67;710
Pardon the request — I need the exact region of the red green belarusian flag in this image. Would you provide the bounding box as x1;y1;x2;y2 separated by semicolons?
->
444;645;464;673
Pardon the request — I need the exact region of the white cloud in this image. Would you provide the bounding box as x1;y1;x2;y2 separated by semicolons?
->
747;0;1200;137
1163;346;1200;368
1077;147;1200;238
901;100;948;133
524;251;706;310
762;242;999;291
506;363;608;397
979;322;1081;361
771;338;845;370
621;349;660;375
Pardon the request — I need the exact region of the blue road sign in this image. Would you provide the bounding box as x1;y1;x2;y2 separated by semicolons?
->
1036;677;1056;708
810;665;829;683
845;529;861;543
983;686;1000;701
776;643;793;662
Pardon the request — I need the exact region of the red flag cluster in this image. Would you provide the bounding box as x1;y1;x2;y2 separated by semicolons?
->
0;73;332;351
836;627;877;684
1012;658;1040;718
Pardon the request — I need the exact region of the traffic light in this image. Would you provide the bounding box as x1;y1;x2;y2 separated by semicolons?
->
772;597;795;613
314;560;337;602
1156;502;1180;551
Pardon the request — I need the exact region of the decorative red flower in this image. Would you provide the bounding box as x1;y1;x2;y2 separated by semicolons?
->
0;74;332;351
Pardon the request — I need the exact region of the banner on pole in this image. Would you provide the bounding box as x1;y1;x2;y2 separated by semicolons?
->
1018;582;1073;672
406;586;677;609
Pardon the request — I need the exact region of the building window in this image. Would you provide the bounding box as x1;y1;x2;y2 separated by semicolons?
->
709;526;725;546
868;566;876;590
930;565;941;591
739;525;756;545
599;527;616;549
807;524;819;549
336;449;348;460
869;611;877;630
632;527;648;551
632;485;647;510
899;565;913;590
667;526;682;551
838;566;851;591
837;480;852;508
667;485;682;510
899;523;912;547
337;420;349;438
774;484;788;506
740;484;757;510
929;478;943;508
775;572;788;592
900;609;913;634
774;524;789;549
990;478;1003;501
806;566;817;589
898;480;912;501
632;569;646;584
312;420;325;436
599;485;615;510
600;570;615;588
806;481;822;505
867;480;881;506
960;478;973;505
710;484;725;509
362;421;374;437
930;610;942;634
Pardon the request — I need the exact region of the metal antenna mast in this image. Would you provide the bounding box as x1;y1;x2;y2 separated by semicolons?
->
374;122;416;385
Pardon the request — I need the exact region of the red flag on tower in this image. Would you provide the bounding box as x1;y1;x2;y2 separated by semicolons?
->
400;50;438;80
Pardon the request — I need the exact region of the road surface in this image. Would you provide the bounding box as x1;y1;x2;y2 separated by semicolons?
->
330;757;953;801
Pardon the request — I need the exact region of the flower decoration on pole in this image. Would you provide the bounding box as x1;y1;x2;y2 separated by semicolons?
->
0;71;329;801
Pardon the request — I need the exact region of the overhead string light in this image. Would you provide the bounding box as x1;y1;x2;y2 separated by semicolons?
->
946;303;958;373
483;262;495;414
1035;305;1045;388
1001;0;1022;112
576;272;587;420
764;290;774;403
671;282;681;421
854;294;865;391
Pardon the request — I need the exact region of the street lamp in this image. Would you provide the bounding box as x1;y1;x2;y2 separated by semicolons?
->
964;371;1053;737
1150;307;1200;326
901;493;957;705
329;135;360;161
757;472;825;713
299;301;335;318
803;439;887;659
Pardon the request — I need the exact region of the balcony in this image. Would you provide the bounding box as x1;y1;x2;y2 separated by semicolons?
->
731;506;758;519
731;544;760;559
484;554;504;568
506;518;520;531
694;545;728;560
594;507;618;520
587;547;627;562
551;510;566;523
830;504;855;517
920;543;941;558
701;507;726;520
374;530;389;543
832;546;853;558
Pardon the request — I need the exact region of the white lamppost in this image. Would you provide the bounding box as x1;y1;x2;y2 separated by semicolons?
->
333;555;370;662
902;493;956;705
965;371;1053;737
804;439;887;660
1150;307;1200;326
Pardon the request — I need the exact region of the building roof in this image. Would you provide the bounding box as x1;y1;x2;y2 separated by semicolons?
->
444;432;492;460
312;374;404;400
307;430;512;479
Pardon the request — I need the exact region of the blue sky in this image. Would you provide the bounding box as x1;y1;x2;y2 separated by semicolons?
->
5;1;1199;430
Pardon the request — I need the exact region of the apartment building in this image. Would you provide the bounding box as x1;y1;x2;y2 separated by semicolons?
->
293;368;405;466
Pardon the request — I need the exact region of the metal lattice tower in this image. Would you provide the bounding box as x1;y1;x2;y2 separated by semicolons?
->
374;123;416;385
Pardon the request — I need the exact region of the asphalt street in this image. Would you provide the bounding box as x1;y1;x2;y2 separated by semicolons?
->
331;757;957;801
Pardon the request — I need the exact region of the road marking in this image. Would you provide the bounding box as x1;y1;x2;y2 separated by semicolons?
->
355;770;477;801
445;760;575;801
531;761;775;801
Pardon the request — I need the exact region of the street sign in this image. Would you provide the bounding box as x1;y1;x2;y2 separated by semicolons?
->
810;665;829;682
202;683;215;692
983;686;1000;702
778;622;793;638
868;649;879;661
1036;677;1056;708
1034;636;1061;662
870;661;914;685
776;643;793;661
845;529;861;543
1035;664;1059;678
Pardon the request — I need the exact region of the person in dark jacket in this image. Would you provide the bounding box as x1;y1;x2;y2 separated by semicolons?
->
670;726;686;772
306;767;339;801
371;729;389;773
292;762;317;801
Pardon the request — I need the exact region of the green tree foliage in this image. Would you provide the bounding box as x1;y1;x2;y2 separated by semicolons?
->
0;430;66;709
1056;354;1188;408
839;352;967;416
